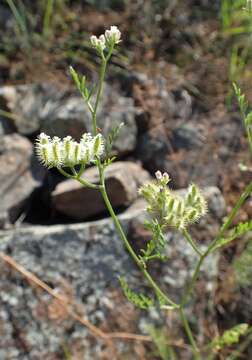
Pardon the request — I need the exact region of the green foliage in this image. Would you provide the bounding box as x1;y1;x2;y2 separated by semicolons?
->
5;0;30;50
119;277;154;310
221;0;252;34
6;0;55;42
212;220;252;252
103;156;117;168
69;66;93;101
211;324;249;351
140;219;168;262
221;1;252;104
234;84;252;153
233;82;248;116
234;240;252;286
5;0;68;55
43;0;54;39
244;110;252;151
147;325;177;360
105;122;124;157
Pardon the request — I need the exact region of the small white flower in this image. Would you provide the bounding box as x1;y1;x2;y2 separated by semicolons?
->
155;171;170;185
105;25;121;45
155;170;162;180
99;34;106;48
90;35;106;51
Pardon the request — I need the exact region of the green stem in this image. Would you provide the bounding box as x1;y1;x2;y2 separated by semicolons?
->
57;167;73;179
179;307;201;359
181;255;205;307
181;179;252;307
92;56;107;135
43;0;54;39
58;167;100;190
207;179;252;255
183;230;203;257
75;177;101;190
99;180;178;309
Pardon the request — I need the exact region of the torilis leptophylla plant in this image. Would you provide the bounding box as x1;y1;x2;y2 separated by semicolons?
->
36;26;252;359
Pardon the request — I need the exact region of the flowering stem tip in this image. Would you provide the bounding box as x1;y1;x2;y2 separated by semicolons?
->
36;132;104;169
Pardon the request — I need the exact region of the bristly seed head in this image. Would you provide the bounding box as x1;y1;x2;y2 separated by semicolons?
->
36;132;104;169
139;172;207;231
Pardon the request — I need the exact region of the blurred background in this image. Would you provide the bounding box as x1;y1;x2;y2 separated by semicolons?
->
1;0;252;359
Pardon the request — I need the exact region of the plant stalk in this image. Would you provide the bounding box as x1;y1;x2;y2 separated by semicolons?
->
181;179;252;307
99;181;178;309
179;307;201;359
92;57;107;135
183;229;203;257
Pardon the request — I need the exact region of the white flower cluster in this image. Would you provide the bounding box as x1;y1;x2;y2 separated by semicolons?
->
36;132;104;168
90;26;121;52
139;172;207;231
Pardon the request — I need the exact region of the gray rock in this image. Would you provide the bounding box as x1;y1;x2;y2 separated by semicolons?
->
172;122;205;150
41;95;91;140
0;115;15;135
0;186;224;358
0;134;44;225
41;84;137;155
0;83;137;155
137;128;171;173
97;94;137;155
0;84;57;135
52;161;151;220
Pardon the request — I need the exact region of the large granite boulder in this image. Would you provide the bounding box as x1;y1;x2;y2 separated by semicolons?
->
0;186;225;359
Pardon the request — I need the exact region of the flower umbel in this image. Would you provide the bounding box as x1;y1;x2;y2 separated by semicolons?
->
139;172;207;231
90;34;106;52
36;133;104;168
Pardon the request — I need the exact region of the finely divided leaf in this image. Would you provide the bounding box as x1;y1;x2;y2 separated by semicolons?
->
211;324;249;351
119;277;154;310
212;220;252;251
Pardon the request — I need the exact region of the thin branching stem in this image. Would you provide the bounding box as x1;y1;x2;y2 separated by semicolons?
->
92;57;107;135
81;36;252;359
90;52;178;309
179;307;201;359
181;179;252;307
58;167;100;190
99;178;179;309
182;229;203;257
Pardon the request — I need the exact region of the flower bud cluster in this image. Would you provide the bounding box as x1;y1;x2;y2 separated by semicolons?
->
36;132;104;168
90;26;121;52
139;172;207;231
90;34;106;51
